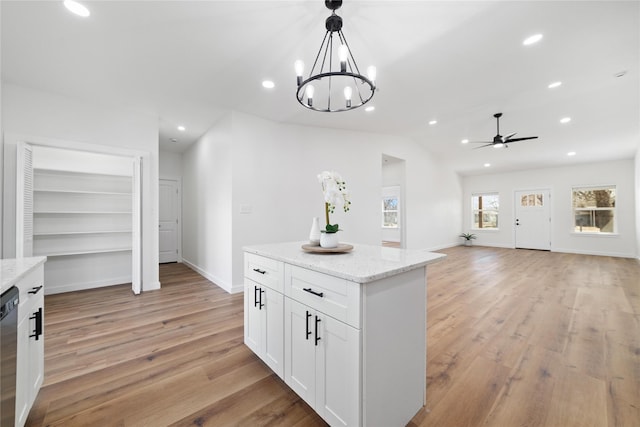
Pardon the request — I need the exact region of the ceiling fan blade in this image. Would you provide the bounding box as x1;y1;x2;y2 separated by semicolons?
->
505;136;538;143
473;143;495;149
503;132;517;140
467;141;494;144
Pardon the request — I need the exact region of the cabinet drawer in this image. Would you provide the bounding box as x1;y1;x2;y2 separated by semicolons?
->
18;267;45;322
285;264;360;328
245;253;284;293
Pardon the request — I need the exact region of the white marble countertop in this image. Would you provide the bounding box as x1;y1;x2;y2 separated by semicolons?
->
1;257;47;294
244;241;446;283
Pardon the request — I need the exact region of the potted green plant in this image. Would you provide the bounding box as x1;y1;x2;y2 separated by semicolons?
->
459;232;477;247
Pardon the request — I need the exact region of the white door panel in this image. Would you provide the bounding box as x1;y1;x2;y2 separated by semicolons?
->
515;189;551;250
159;179;179;263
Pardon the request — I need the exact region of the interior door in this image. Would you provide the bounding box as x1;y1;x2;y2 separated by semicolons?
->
514;189;551;250
159;179;179;263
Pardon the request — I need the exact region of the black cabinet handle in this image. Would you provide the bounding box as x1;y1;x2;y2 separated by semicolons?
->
254;286;260;308
315;316;321;346
305;311;312;340
29;307;43;341
259;289;265;310
303;288;324;298
253;268;266;275
28;285;43;295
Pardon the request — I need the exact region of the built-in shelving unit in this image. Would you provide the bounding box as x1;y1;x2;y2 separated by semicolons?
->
32;168;134;294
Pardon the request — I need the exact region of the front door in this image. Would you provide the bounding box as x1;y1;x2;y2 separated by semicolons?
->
159;179;179;263
514;189;551;250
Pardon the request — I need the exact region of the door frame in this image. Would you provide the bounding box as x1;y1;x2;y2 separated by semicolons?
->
513;187;552;250
159;177;182;263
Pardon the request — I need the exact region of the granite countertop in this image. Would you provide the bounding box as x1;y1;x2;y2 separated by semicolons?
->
1;257;47;294
244;241;446;283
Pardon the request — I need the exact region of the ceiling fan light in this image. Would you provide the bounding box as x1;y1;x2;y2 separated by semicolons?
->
493;143;504;148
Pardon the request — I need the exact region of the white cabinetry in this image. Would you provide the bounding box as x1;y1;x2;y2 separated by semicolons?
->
243;254;284;378
14;263;45;427
244;242;444;427
32;169;133;293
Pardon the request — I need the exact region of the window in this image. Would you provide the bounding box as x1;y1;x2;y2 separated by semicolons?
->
472;193;499;229
382;195;399;228
572;186;616;233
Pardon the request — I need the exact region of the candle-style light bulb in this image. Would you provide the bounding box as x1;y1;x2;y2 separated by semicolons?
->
306;85;315;107
338;45;349;72
344;86;352;108
295;60;304;85
367;66;377;85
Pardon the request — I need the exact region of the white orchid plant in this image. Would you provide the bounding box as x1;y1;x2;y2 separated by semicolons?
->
317;170;351;233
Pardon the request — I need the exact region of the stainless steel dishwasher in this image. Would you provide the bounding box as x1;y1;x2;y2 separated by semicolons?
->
1;286;20;427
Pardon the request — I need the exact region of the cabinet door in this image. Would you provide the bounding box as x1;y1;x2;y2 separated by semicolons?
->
15;312;31;426
263;287;284;378
244;281;262;356
284;298;316;407
28;293;45;407
316;314;360;427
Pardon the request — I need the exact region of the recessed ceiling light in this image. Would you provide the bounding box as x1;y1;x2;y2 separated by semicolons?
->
484;163;491;168
614;70;627;78
64;0;90;17
177;126;186;132
170;138;178;143
523;34;543;46
567;151;576;156
262;80;275;89
365;106;375;112
428;120;437;125
560;117;571;124
548;81;562;89
461;139;469;144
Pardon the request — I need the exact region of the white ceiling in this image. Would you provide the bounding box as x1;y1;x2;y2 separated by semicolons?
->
2;1;638;175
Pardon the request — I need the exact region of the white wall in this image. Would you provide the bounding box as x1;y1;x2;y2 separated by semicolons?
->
636;147;640;259
181;111;462;293
181;113;234;291
159;150;183;180
462;159;637;258
1;83;161;290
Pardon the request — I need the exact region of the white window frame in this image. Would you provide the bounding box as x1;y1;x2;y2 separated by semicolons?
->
571;185;616;234
471;192;499;230
381;186;400;229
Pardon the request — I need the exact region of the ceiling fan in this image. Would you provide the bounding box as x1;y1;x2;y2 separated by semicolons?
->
470;113;538;149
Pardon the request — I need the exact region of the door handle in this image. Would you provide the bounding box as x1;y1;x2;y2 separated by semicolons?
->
305;311;312;340
254;286;260;308
29;307;43;341
315;315;321;346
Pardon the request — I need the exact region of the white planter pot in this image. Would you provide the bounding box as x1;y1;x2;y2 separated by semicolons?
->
320;232;339;248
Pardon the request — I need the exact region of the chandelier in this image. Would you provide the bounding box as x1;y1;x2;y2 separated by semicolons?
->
295;0;377;112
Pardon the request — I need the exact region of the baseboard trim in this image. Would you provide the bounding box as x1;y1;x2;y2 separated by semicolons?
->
551;248;637;259
44;276;132;295
181;258;240;294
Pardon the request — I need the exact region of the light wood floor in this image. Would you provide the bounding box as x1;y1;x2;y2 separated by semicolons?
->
27;246;640;426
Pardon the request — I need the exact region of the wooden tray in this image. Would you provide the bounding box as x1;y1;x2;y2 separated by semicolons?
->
301;243;354;253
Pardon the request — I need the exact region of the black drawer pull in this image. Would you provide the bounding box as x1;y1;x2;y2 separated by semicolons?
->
305;311;312;340
29;307;43;341
253;268;266;275
303;288;324;298
315;316;321;346
28;285;43;295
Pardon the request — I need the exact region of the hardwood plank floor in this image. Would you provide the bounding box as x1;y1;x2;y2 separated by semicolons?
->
27;246;640;426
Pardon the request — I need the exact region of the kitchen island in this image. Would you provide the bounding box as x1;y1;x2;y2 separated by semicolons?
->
243;242;445;427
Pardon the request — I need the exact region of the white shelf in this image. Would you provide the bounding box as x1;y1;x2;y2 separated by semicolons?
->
35;248;132;257
34;230;132;236
33;168;132;178
34;189;131;196
34;211;132;215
